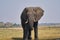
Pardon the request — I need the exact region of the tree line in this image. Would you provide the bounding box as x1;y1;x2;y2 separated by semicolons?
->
0;22;21;28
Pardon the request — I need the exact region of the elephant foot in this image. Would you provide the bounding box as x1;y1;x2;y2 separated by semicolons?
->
34;38;38;40
30;27;33;30
28;37;32;40
28;39;32;40
23;39;28;40
23;37;28;40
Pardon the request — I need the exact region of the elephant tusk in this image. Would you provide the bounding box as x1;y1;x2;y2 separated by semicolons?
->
25;20;28;23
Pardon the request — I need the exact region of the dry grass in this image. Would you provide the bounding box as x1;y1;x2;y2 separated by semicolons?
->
0;26;60;40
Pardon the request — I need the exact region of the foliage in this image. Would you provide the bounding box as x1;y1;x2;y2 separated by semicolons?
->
0;22;21;28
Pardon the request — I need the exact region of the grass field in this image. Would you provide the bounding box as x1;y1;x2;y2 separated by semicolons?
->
0;26;60;40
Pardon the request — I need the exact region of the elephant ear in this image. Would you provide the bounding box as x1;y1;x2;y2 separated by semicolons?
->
34;7;44;22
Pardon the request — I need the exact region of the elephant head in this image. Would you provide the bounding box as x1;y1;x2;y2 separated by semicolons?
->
21;7;44;29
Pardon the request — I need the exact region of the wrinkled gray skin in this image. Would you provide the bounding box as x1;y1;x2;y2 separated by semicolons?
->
26;7;44;29
21;7;44;40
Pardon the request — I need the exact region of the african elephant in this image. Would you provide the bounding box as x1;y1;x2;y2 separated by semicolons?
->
21;7;44;40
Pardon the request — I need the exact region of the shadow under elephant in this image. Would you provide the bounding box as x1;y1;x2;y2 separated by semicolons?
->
12;37;60;40
12;37;23;40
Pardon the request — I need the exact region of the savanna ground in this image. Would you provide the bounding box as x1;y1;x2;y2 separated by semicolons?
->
0;26;60;40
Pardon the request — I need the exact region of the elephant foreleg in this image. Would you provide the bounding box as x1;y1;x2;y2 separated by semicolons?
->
34;21;38;40
23;27;29;40
28;29;32;40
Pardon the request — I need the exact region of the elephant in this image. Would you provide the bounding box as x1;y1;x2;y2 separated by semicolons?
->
21;7;44;40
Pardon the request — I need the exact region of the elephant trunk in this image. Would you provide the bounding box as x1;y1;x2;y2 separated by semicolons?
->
27;12;35;30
